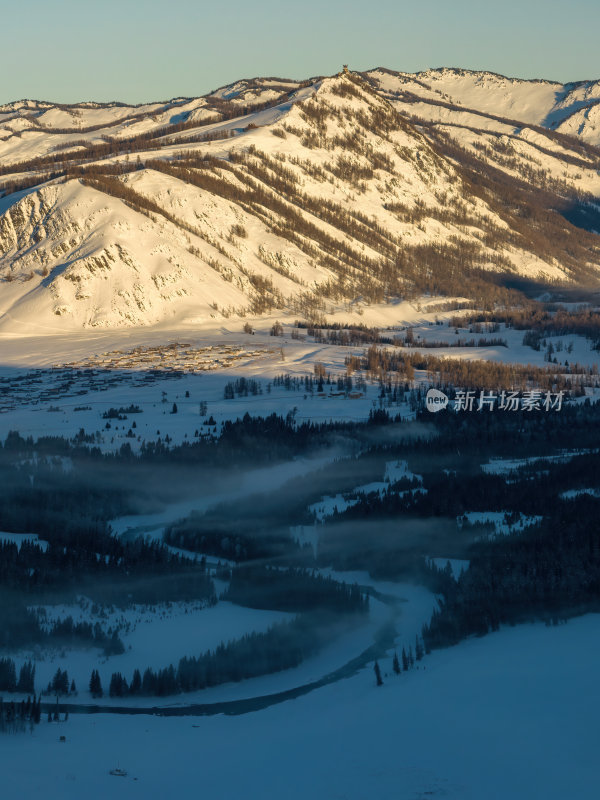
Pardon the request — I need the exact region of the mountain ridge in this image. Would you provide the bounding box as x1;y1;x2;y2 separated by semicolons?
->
1;68;599;331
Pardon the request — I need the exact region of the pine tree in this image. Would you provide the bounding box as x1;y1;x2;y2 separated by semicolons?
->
374;661;383;686
142;668;156;695
130;669;142;695
51;669;63;695
401;647;409;672
17;661;35;694
109;672;128;697
415;636;424;662
393;652;401;675
421;625;431;655
0;658;17;692
89;669;103;698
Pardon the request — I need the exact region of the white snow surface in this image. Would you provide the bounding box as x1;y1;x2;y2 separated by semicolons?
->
368;67;600;145
2;614;599;799
19;600;293;702
2;70;600;332
8;579;432;709
0;319;598;453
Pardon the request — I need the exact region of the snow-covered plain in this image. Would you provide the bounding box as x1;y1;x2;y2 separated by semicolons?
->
22;600;293;702
8;579;431;710
1;317;598;453
3;614;599;800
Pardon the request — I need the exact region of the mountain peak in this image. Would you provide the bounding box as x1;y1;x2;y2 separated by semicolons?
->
1;67;599;330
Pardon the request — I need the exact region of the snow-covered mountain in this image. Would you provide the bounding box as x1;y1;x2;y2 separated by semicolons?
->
1;68;600;331
365;67;600;144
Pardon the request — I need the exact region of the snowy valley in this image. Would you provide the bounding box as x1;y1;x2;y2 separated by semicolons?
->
1;65;600;800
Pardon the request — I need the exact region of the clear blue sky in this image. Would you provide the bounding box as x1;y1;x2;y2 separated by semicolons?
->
1;0;598;104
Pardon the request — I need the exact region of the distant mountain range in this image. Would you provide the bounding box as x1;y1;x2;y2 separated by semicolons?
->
1;67;599;330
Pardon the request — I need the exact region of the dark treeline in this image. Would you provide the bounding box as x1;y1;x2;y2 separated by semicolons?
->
164;516;304;563
273;373;316;391
0;658;35;693
0;696;42;734
0;534;211;594
165;402;600;589
422;496;600;650
415;399;600;462
106;614;329;697
450;307;600;349
0;414;375;548
138;412;371;466
0;529;214;647
0;412;396;651
330;448;600;523
1;412;356;468
0;566;215;649
316;401;600;579
0;598;126;654
224;565;369;614
297;321;385;346
296;319;507;349
44;617;125;656
346;344;597;392
165;447;402;571
3;399;600;686
0;410;395;546
42;667;79;697
397;336;508;349
317;517;459;581
223;377;262;398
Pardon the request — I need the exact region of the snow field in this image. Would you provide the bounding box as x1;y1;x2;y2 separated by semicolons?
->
2;614;598;800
